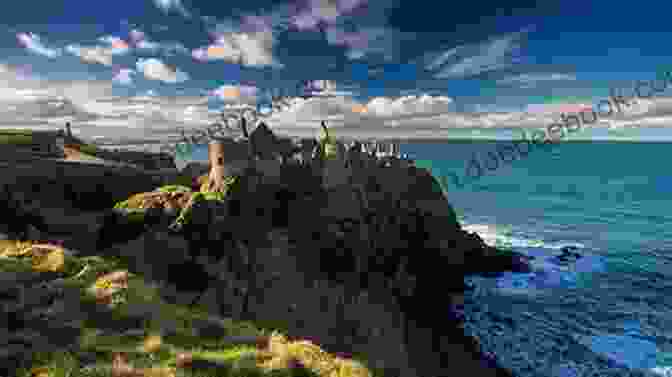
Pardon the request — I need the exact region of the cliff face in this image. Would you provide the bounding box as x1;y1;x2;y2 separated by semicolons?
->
0;146;528;377
0;160;160;211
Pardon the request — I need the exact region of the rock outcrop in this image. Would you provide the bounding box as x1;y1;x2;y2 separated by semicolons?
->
0;132;530;377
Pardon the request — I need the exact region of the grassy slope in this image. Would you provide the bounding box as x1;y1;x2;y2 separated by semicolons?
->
0;244;376;377
0;134;34;145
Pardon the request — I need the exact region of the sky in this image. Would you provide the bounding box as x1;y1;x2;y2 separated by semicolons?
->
2;0;672;141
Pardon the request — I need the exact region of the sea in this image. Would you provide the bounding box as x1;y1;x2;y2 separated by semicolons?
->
182;125;672;377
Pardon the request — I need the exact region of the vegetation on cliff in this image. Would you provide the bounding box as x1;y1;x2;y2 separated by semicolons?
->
0;239;374;377
0;126;528;377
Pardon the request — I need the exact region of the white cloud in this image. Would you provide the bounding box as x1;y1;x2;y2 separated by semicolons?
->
192;29;282;68
16;33;61;58
0;63;221;142
66;45;114;66
259;90;672;137
136;58;189;83
210;84;259;103
153;0;190;17
63;35;135;66
426;28;530;79
261;94;459;131
497;73;577;87
364;95;454;117
0;63;113;123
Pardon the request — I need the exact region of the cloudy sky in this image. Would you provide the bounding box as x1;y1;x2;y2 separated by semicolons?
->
2;0;672;141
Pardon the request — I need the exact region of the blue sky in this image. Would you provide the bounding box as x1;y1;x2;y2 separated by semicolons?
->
2;0;672;141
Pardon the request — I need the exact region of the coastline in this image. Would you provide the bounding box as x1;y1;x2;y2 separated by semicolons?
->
0;129;530;377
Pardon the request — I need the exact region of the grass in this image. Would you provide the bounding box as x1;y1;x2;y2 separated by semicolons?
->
78;144;102;157
0;128;96;153
0;128;36;135
0;240;377;377
0;133;34;145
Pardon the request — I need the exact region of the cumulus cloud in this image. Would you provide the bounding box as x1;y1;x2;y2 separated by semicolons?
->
63;29;188;67
210;84;259;103
365;95;454;117
194;0;367;68
425;28;530;79
261;94;459;132
64;35;133;66
192;27;282;68
259;89;672;137
0;63;222;142
0;63;114;124
2;62;671;143
16;33;61;58
136;58;189;83
65;45;115;66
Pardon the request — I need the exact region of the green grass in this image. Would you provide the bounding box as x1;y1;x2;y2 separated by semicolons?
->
1;240;377;377
0;128;36;135
0;134;34;145
78;144;101;157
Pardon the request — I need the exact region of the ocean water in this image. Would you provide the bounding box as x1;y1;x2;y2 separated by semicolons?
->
180;132;672;377
404;140;672;377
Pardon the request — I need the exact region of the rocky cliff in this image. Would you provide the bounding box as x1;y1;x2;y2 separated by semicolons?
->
0;145;530;377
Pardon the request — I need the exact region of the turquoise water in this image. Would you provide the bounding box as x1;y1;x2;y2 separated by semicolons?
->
404;140;672;377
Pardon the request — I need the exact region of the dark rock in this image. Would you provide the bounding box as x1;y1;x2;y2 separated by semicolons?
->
95;209;149;251
0;145;531;377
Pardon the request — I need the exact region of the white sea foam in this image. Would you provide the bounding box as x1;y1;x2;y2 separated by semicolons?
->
651;366;672;377
457;218;672;377
461;222;585;250
461;221;606;295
